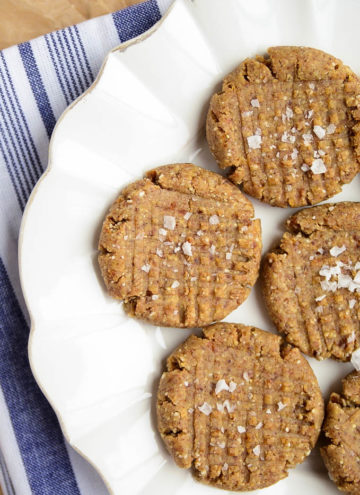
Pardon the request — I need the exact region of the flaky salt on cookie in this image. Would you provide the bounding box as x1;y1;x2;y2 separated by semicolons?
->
263;202;360;361
207;46;360;207
157;322;323;491
98;163;261;328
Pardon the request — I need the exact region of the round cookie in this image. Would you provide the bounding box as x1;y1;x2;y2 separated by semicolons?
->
98;163;261;328
263;202;360;361
321;370;360;494
206;46;360;207
157;322;324;491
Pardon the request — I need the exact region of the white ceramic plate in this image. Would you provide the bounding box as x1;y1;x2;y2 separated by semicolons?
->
19;0;360;493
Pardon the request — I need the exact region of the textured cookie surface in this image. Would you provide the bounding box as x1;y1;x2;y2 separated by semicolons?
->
322;370;360;494
207;46;360;207
263;202;360;361
157;323;323;491
98;163;261;328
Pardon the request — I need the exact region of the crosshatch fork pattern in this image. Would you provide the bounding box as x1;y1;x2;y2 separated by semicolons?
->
157;323;324;491
98;164;261;328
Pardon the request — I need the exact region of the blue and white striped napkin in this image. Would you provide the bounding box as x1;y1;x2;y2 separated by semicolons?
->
0;1;172;493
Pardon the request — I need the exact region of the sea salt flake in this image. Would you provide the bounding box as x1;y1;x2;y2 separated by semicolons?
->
315;306;323;313
321;280;338;292
349;299;356;309
191;277;197;282
315;295;326;302
355;262;360;271
291;148;298;160
136;232;144;240
277;401;286;411
156;248;163;257
209;215;219;225
255;422;263;429
226;252;232;260
164;216;176;230
311;158;326;174
174;246;181;253
242;110;253;117
309;82;315;89
302;133;313;144
209;245;216;255
223;463;229;472
305;109;313;119
184;212;192;220
251;98;260;108
229;381;237;392
318;248;324;255
141;264;150;273
318;149;325;156
253;445;261;456
351;348;360;371
171;280;180;289
139;191;145;197
237;426;246;433
197;230;203;236
223;399;235;413
243;371;250;382
182;241;193;256
159;228;167;237
216;403;224;412
152;295;159;300
198;402;212;416
266;408;272;414
218;442;226;449
348;332;356;344
247;134;262;149
314;125;326;139
301;164;310;172
330;245;346;257
215;379;229;395
281;131;295;143
327;123;336;134
286;106;294;119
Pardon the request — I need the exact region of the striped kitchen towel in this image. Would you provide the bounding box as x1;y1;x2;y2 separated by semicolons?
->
0;0;172;493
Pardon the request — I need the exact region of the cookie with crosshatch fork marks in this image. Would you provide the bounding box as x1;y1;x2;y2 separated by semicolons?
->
321;370;360;494
207;46;360;207
98;163;261;328
157;322;323;491
263;202;360;361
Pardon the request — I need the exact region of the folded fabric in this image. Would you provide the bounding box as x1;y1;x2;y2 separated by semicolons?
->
0;0;172;493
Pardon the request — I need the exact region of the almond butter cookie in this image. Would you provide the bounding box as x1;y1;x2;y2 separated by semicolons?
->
157;322;324;491
98;164;261;328
207;46;360;207
263;202;360;361
322;370;360;494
